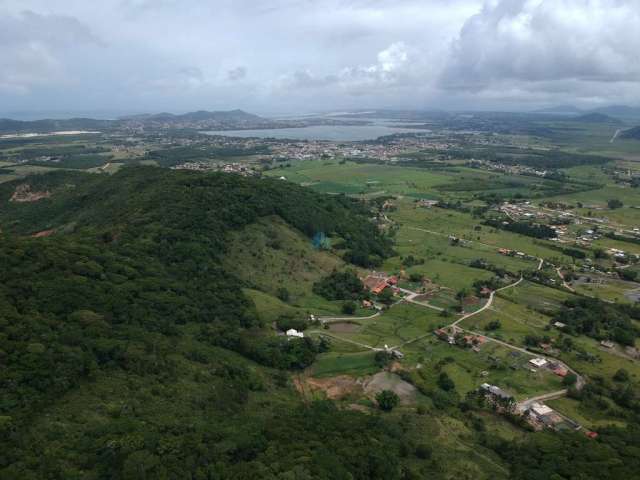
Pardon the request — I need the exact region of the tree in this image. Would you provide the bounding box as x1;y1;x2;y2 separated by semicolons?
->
375;350;393;368
277;287;290;302
456;288;469;310
608;198;623;209
613;368;630;382
486;320;501;331
376;390;400;411
409;273;424;283
563;373;578;386
437;372;455;392
341;301;356;315
378;288;394;306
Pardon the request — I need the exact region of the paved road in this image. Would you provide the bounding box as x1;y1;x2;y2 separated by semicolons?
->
450;276;523;327
518;389;568;411
396;287;444;311
318;312;381;322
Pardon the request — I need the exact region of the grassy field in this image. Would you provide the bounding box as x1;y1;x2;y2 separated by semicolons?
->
224;216;361;315
389;200;575;264
309;351;378;377
547;397;627;430
266;160;455;196
402;337;564;400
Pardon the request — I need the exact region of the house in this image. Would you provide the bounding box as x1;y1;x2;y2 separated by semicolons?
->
362;299;373;308
286;329;304;338
548;362;568;377
553;321;567;329
600;340;615;349
463;334;487;347
529;402;553;419
480;383;513;402
363;276;389;295
585;431;599;439
417;199;439;208
479;287;492;297
363;274;393;295
390;349;404;359
529;357;548;368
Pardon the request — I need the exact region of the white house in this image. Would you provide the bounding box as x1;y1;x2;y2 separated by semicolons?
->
529;357;548;368
286;329;304;338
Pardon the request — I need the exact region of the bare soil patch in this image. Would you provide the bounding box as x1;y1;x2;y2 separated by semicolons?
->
363;372;417;404
328;321;361;333
305;375;364;400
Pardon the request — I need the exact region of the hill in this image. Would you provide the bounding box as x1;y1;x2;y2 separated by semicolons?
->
0;117;112;134
620;126;640;140
572;112;623;124
122;108;265;124
0;167;404;478
591;105;640;120
533;105;583;115
0;109;272;134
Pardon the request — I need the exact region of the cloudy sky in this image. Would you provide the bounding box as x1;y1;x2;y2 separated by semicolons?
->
1;0;639;116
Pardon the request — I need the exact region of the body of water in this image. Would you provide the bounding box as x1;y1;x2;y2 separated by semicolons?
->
202;123;427;141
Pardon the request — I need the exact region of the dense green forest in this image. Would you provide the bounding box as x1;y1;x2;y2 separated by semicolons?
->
0;167;398;478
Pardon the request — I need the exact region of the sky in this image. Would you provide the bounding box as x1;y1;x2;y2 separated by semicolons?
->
1;0;639;117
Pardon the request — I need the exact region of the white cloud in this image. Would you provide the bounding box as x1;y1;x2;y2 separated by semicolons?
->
441;0;640;92
0;0;638;113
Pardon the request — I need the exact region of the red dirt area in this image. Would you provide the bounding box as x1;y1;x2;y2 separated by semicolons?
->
31;229;55;238
303;375;363;400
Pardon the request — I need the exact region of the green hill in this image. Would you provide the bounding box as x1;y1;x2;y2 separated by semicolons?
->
0;167;405;478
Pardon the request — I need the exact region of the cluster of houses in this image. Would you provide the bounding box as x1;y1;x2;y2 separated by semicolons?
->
481;383;585;433
434;327;488;352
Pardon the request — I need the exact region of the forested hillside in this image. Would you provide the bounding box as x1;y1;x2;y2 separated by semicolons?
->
0;167;400;478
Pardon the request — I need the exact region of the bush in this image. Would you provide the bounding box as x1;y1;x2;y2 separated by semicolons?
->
376;390;400;411
608;198;623;209
276;287;290;302
438;372;456;392
486;320;501;331
342;301;356;315
614;368;630;382
375;350;394;368
563;373;578;386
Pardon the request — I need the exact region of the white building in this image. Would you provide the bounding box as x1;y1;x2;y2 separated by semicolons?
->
286;329;304;338
529;357;548;368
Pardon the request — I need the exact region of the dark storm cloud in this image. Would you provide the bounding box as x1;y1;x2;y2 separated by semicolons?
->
0;0;638;113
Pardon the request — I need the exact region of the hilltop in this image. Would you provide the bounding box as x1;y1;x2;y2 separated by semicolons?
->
620;126;640;140
572;112;623;124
